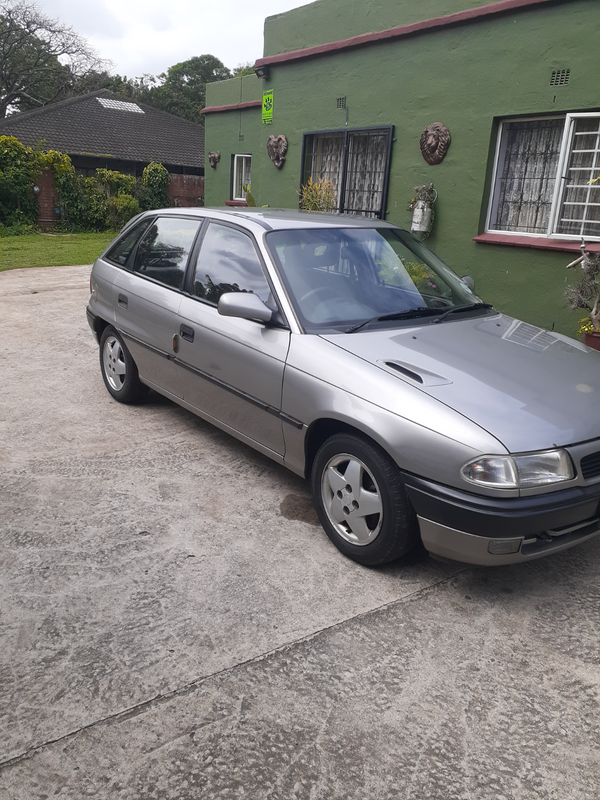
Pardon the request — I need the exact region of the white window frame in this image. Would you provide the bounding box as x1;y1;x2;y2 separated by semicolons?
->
486;112;600;242
232;154;252;201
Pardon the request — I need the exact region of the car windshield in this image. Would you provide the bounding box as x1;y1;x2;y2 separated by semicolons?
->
266;227;484;332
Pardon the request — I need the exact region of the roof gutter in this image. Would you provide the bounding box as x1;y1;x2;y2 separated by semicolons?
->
201;100;262;116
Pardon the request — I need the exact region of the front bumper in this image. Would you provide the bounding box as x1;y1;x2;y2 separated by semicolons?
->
404;474;600;565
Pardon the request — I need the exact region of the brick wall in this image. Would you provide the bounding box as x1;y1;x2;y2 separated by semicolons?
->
167;174;204;207
36;169;59;229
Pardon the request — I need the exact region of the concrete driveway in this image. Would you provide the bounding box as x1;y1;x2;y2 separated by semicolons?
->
0;264;598;799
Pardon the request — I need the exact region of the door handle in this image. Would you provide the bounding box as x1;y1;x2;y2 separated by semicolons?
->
118;293;128;309
180;324;194;343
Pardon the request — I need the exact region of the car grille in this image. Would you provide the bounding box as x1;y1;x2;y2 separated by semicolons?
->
580;451;600;480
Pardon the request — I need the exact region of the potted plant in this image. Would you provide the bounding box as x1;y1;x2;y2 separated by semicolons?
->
298;177;336;212
565;244;600;351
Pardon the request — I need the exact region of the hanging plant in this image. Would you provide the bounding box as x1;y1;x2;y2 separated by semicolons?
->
407;184;437;239
565;246;600;332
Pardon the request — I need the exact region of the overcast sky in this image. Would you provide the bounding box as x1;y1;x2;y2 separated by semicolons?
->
36;0;312;78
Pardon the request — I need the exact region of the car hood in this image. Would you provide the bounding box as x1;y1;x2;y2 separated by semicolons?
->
322;313;600;452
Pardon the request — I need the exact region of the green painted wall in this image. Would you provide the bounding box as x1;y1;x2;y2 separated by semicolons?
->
206;73;262;107
205;0;600;337
263;0;503;56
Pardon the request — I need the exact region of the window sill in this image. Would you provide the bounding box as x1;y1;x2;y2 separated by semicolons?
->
225;200;248;207
473;233;600;253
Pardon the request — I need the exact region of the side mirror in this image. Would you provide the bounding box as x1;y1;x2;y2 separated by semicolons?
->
461;275;475;292
218;292;272;323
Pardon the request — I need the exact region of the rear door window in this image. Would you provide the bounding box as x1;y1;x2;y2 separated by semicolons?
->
105;218;153;267
133;217;201;290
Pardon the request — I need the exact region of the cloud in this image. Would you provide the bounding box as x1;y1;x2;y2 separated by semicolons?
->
39;0;125;40
36;0;311;76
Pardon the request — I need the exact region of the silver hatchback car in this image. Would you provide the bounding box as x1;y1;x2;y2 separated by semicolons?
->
87;208;600;567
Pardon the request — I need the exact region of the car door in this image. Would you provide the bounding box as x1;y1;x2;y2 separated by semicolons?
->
176;221;290;455
113;215;202;398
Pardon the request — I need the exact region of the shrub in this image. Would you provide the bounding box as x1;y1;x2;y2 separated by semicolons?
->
0;136;43;226
0;214;36;237
1;136;171;233
51;171;108;232
46;155;143;231
137;162;170;211
95;169;137;199
108;193;141;230
43;150;97;231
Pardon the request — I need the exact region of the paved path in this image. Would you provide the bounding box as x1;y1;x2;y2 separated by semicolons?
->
0;265;598;799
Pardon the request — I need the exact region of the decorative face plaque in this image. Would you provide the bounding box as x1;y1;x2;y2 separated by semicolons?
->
420;123;451;165
267;135;288;169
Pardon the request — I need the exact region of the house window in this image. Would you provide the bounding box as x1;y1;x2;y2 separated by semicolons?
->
301;127;393;218
487;113;600;240
232;154;252;201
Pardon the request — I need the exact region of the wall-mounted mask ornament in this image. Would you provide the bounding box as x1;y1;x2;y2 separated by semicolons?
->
267;135;288;169
208;151;221;169
419;123;451;166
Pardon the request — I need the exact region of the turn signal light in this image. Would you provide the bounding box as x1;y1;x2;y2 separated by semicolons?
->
488;539;522;555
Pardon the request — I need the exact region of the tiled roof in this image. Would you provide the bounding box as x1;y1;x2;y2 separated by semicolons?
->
0;90;204;168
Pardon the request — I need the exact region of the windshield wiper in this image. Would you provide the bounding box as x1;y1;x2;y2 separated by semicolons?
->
432;302;493;324
346;302;494;333
346;307;439;333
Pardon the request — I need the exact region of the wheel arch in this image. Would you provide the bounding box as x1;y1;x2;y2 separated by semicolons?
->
98;323;148;404
308;419;420;565
91;313;111;343
304;417;394;480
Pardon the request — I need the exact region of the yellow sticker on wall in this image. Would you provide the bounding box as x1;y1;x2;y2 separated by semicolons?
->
262;90;273;125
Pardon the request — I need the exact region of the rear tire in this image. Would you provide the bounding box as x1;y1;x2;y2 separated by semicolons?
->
99;326;148;404
311;433;418;566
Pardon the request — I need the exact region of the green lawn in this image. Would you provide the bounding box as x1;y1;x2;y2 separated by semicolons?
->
0;232;115;271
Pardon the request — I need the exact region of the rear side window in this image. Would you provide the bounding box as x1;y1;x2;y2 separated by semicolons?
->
105;219;152;266
192;223;271;304
133;217;201;290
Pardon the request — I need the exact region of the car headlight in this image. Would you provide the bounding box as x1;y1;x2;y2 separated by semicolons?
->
461;450;574;489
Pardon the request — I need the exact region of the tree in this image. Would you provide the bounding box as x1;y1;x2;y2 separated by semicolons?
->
146;55;231;123
0;0;106;118
59;68;157;105
232;62;255;78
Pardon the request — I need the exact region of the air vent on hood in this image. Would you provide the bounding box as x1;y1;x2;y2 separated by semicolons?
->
378;360;452;387
384;362;423;383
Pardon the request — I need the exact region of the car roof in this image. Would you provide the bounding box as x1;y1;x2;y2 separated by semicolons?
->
134;206;400;232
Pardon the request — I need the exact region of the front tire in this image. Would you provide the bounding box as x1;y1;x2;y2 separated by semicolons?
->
99;326;148;404
311;433;418;566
